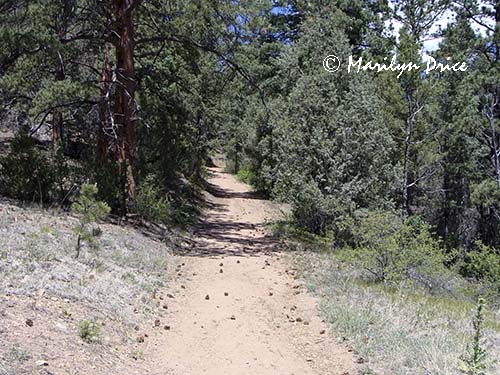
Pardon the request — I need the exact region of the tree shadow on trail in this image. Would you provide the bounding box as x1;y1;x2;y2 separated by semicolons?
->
170;164;283;257
205;182;267;201
177;188;281;257
179;215;281;257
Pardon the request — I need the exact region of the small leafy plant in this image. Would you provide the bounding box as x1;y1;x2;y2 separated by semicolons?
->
72;183;110;258
459;298;494;375
79;318;101;343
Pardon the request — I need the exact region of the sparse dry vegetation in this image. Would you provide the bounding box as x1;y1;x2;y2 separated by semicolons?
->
283;240;500;375
0;200;180;375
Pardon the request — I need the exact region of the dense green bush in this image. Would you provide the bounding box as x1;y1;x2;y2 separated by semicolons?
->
460;242;500;301
134;175;171;224
345;210;449;288
282;181;346;235
0;133;56;203
236;166;255;185
266;17;397;235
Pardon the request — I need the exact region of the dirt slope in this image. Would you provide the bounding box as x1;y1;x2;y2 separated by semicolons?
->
147;166;360;374
0;200;177;375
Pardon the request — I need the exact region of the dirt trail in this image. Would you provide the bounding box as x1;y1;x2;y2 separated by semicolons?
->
149;166;358;375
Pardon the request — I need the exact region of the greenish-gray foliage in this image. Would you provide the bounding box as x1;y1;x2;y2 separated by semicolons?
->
460;242;500;302
78;318;101;344
72;183;110;258
0;130;56;203
135;175;171;224
345;210;449;288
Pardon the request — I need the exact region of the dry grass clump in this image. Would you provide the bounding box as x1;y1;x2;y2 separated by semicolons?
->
291;251;500;375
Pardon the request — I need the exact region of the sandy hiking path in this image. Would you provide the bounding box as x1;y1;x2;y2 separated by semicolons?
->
148;166;359;375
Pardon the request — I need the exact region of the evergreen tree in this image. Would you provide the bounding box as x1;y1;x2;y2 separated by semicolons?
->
269;16;397;234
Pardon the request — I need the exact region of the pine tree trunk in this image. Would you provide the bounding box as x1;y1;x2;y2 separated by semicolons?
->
112;0;139;206
495;3;500;186
51;56;65;154
491;117;500;190
402;104;414;218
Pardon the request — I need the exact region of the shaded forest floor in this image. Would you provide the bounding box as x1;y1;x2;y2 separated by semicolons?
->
0;164;361;375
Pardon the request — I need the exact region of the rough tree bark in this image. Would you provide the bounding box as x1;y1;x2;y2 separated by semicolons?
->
402;117;413;217
51;54;65;154
402;89;422;218
483;93;500;189
111;0;139;207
